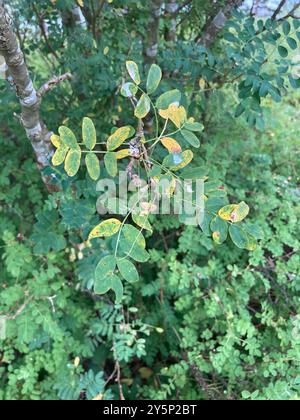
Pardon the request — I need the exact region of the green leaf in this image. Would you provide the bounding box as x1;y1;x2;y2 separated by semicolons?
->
156;89;181;110
85;153;100;181
95;255;117;280
229;225;257;251
65;149;81;177
126;61;141;85
134;94;151;119
89;218;121;240
31;210;66;254
104;152;118;177
59;126;78;150
94;276;111;295
107;126;135;151
119;225;150;262
181;129;200;148
287;37;297;50
210;216;228;244
244;222;264;240
289;75;300;89
184;122;204;132
229;224;249;249
259;81;269;97
82;117;96;150
278;45;288;58
117;259;139;283
181;166;208;179
283;20;291;36
121;82;138;98
147;64;162;94
132;214;153;233
242;391;251;400
111;275;124;303
235;103;245;118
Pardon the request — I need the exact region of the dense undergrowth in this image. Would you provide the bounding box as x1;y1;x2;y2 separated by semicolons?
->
0;84;299;400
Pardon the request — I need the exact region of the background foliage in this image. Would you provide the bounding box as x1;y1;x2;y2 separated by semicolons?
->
0;0;299;400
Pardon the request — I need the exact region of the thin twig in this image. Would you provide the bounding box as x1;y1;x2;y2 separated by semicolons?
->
38;73;73;97
115;359;125;400
2;296;33;321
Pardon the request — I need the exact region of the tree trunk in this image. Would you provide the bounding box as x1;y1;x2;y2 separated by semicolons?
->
165;0;179;42
197;0;244;47
71;5;87;28
0;1;69;191
144;0;163;64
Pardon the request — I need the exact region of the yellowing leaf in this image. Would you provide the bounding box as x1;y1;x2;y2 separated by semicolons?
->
52;145;69;166
218;204;239;221
219;202;250;223
134;94;151;119
230;201;250;223
165;177;177;197
51;134;61;148
159;104;187;128
121;82;138;98
115;149;130;160
64;149;81;177
82;117;96;151
107;126;134;151
126;61;141;85
74;357;80;367
170;150;194;171
139;367;153;379
199;78;206;90
104;152;118;177
161;137;182;154
85;153;100;180
132;214;153;233
93;394;104;401
88;219;122;240
59;126;78;150
147;64;162;94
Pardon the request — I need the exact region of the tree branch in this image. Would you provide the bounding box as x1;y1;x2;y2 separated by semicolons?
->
144;0;164;64
271;0;288;20
165;0;179;42
280;1;300;20
196;0;244;47
2;296;33;321
0;1;68;191
38;73;73;97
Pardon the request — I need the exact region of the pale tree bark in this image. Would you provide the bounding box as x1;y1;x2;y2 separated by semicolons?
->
72;5;87;29
144;0;164;64
165;0;179;42
197;0;244;47
0;1;71;191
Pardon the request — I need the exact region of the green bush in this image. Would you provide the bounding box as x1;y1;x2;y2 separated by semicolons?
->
0;0;299;401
